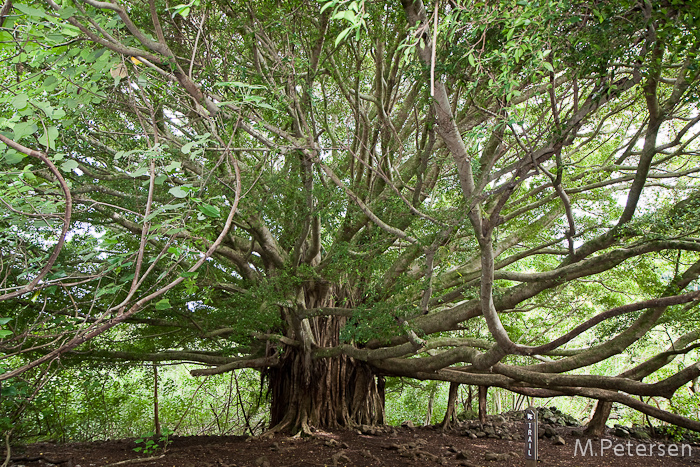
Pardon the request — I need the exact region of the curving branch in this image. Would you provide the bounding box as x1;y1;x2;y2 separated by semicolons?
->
0;135;72;301
0;152;242;382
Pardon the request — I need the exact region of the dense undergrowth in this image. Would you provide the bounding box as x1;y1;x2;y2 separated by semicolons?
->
3;363;698;444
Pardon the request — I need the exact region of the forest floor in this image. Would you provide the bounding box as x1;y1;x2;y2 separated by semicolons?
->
7;420;700;467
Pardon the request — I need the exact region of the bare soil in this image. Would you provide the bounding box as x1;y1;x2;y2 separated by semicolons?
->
7;424;700;467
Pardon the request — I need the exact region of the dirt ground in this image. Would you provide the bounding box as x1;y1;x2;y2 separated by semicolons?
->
7;424;700;467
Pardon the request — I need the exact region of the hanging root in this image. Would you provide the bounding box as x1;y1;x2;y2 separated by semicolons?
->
1;432;11;467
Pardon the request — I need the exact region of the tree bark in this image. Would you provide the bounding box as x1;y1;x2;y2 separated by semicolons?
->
478;385;488;423
266;317;385;433
424;387;435;426
441;382;459;428
153;363;161;437
585;400;612;436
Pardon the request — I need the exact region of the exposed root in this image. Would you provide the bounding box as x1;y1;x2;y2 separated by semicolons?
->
101;454;165;466
1;432;10;467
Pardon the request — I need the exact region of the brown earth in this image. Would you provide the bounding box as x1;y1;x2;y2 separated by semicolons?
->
7;424;700;467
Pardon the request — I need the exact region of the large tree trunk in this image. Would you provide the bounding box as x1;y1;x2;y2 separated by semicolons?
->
441;382;459;428
478;385;488;423
466;385;473;412
424;389;435;426
585;400;612;436
266;316;385;433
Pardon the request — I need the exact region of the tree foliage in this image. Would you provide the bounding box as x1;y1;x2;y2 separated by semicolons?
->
1;0;700;432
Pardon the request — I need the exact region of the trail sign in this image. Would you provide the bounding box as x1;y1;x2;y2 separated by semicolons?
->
525;408;538;466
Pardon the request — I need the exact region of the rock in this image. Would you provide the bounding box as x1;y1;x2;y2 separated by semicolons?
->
484;451;512;462
492;415;506;424
360;449;381;463
331;452;351;467
475;431;487;438
632;430;651;440
553;435;566;445
416;450;438;461
254;456;271;467
360;424;380;436
614;426;630;438
402;420;415;428
324;439;339;448
456;451;469;460
565;416;580;426
571;430;584;437
544;426;557;438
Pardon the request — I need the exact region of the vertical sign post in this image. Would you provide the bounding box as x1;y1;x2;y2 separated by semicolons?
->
525;408;538;466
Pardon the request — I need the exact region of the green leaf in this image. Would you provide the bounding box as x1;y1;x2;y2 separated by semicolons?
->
40;126;59;150
13;3;47;18
3;151;26;165
42;76;59;91
155;299;171;310
254;102;276;111
320;0;336;14
1;386;18;396
168;186;188;198
333;10;356;23
180;271;198;278
51;107;66;119
181;141;195;154
0;330;12;338
58;6;78;18
197;203;220;218
167;246;182;255
0;318;12;325
12;121;38;141
129;166;149;177
335;27;352;47
543;61;554;73
170;3;192;18
60;159;79;172
164;161;181;172
11;94;28;110
162;202;185;211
